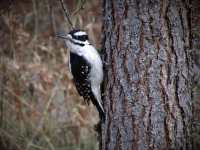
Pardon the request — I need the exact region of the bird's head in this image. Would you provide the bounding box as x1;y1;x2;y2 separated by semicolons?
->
57;29;90;50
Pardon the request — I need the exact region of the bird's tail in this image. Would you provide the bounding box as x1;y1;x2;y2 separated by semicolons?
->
96;102;105;122
90;86;105;122
90;95;105;122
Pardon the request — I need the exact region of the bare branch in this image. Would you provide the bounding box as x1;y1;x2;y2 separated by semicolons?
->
59;0;74;29
72;0;86;16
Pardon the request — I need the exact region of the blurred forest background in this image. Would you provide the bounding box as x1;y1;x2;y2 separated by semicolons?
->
0;0;102;150
0;0;200;150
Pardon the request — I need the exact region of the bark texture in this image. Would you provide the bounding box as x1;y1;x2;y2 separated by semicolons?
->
191;0;200;149
102;0;192;150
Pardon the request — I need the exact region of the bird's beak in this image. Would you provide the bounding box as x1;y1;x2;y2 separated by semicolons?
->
56;33;70;40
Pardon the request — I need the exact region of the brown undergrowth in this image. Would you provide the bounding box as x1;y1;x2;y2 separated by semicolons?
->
0;0;102;149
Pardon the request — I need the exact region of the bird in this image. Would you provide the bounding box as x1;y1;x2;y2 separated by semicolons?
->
57;29;105;121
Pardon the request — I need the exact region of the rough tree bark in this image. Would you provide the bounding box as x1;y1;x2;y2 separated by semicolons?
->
101;0;192;150
191;0;200;149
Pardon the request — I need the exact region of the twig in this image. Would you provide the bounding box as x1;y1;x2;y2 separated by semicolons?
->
5;87;41;116
0;58;6;127
26;82;59;150
72;0;86;16
59;0;74;29
32;0;39;41
46;0;57;36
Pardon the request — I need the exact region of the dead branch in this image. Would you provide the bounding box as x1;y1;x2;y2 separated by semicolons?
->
59;0;74;29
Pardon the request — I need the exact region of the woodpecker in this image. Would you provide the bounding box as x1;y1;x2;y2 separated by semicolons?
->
57;29;105;121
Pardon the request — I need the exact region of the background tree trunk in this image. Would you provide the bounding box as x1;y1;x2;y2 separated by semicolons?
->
101;0;192;149
191;0;200;149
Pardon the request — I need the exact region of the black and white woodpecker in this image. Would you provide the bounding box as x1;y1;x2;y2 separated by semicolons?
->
57;29;105;121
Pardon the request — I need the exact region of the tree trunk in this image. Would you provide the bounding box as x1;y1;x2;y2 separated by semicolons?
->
191;0;200;149
101;0;192;150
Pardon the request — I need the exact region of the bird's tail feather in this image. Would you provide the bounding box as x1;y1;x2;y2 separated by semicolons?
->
90;95;105;122
96;103;105;122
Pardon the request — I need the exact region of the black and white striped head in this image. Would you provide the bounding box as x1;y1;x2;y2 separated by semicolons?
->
68;29;89;43
57;29;90;48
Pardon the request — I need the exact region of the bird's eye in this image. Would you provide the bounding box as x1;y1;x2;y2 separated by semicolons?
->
75;35;88;41
82;35;88;41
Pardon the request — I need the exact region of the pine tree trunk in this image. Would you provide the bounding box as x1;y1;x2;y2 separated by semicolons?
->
101;0;192;149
